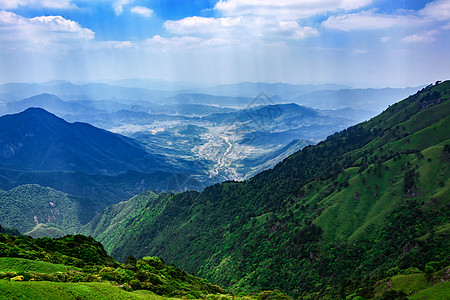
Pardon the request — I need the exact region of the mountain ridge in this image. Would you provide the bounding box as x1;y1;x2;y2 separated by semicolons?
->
0;107;177;175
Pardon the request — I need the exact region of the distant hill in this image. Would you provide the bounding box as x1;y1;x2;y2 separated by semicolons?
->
0;82;175;102
195;82;350;99
83;81;450;299
0;107;177;175
1;93;88;116
295;87;421;112
0;184;88;237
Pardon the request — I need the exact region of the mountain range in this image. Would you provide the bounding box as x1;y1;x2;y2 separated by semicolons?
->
0;108;208;236
0;107;176;175
81;81;450;299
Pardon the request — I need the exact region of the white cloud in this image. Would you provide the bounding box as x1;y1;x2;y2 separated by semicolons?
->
420;0;450;21
380;36;390;42
164;16;318;41
0;10;94;46
0;0;75;9
214;0;372;19
113;0;134;16
145;35;238;50
130;6;153;17
322;11;426;31
96;40;135;49
401;30;440;43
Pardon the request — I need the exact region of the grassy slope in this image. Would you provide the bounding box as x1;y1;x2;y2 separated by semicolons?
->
0;257;79;273
83;81;450;298
0;281;174;300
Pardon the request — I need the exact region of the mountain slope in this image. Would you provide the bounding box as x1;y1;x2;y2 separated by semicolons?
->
0;184;88;237
0;108;174;175
83;81;450;298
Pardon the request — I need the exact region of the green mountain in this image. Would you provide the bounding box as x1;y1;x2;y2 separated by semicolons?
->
0;184;86;238
82;81;450;298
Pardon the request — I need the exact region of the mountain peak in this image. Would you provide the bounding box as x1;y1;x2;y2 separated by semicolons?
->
0;108;169;175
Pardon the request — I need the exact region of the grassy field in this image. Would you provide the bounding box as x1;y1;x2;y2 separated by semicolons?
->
409;282;450;300
0;257;79;273
0;281;179;300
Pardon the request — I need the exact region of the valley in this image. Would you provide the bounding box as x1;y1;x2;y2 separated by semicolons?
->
1;1;449;299
81;81;450;299
0;80;448;299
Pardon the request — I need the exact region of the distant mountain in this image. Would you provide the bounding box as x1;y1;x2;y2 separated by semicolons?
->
195;82;350;99
0;82;175;102
205;103;352;142
103;78;207;91
162;93;253;106
295;87;422;112
83;81;450;298
1;93;89;116
0;108;176;175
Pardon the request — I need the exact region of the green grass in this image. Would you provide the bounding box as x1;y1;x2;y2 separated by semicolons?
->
0;280;177;300
0;257;79;273
390;274;429;294
409;281;450;300
25;223;66;239
371;271;450;299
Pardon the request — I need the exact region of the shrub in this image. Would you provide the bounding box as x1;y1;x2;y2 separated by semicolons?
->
99;267;116;281
11;275;24;281
130;279;142;290
122;282;132;292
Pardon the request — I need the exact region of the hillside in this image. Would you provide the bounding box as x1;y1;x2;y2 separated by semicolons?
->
82;81;450;298
0;184;86;237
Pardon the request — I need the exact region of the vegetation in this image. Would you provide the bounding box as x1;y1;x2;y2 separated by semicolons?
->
0;184;82;237
82;81;450;298
0;231;290;299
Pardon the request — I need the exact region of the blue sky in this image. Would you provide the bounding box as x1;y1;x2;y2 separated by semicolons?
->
0;0;449;87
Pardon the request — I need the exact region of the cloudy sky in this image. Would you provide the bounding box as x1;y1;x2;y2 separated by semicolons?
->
0;0;449;87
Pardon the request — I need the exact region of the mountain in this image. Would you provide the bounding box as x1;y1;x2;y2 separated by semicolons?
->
0;108;209;233
295;87;421;112
0;107;177;175
0;184;87;237
1;93;88;116
162;93;253;106
195;82;350;99
82;81;450;298
0;82;175;102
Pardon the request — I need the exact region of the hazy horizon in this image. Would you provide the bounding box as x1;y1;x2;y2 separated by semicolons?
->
1;1;450;87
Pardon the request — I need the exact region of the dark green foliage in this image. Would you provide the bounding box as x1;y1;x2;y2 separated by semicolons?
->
0;225;21;236
380;290;408;300
0;233;116;267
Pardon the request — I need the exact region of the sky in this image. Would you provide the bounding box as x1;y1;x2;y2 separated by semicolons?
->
0;0;449;87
